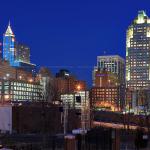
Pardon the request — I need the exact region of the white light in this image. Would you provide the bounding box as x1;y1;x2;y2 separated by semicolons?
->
19;76;22;79
6;73;10;77
29;78;33;82
4;95;9;100
65;73;69;76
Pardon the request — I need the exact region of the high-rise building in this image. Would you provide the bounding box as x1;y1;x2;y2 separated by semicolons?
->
91;55;125;111
3;22;17;66
3;22;35;71
15;43;30;63
93;55;125;86
126;11;150;90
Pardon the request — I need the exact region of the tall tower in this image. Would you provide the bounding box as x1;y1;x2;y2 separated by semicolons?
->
126;11;150;90
3;22;35;72
3;22;17;65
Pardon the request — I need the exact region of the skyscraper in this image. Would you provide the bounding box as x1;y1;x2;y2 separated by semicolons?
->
3;22;17;66
126;11;150;90
3;22;35;72
15;43;30;63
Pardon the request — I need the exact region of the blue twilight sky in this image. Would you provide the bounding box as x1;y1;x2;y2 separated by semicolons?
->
0;0;150;87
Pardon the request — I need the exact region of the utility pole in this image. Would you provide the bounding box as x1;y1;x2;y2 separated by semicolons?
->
81;91;90;150
41;91;47;149
1;80;4;104
63;99;68;135
81;91;86;150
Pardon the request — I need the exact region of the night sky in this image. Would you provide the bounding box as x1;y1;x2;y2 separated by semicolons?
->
0;0;150;87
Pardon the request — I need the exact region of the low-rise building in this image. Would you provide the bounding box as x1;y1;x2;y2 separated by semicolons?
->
61;91;89;109
0;79;43;103
91;86;124;111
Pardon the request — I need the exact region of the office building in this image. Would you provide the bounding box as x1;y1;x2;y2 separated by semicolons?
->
94;68;118;87
56;69;71;78
126;10;150;90
61;91;90;129
38;67;55;102
91;86;124;111
55;69;86;94
0;79;43;102
3;22;35;71
0;59;33;81
61;91;89;109
93;55;125;86
3;22;16;66
92;55;125;111
91;69;124;111
15;43;30;63
0;59;44;103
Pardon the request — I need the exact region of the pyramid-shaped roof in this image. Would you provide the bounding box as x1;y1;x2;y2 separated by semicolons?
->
5;21;14;37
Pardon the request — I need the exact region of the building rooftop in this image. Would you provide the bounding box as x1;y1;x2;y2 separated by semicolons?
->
97;55;125;62
133;10;150;24
4;21;14;37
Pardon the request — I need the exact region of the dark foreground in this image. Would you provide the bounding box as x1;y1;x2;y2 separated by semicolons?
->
0;127;150;150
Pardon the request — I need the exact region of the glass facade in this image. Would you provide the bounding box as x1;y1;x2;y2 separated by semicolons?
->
3;31;18;66
126;11;150;90
3;23;34;70
0;79;43;102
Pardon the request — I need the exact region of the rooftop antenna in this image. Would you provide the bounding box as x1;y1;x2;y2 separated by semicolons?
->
8;20;11;26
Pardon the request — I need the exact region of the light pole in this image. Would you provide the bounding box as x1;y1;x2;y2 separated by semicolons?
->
75;84;90;150
63;98;68;135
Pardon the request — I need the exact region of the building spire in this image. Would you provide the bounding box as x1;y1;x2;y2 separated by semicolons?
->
8;20;11;26
5;20;14;37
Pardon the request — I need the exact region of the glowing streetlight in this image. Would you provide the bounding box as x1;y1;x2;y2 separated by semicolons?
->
19;76;22;80
4;95;9;101
6;74;10;77
29;78;33;83
76;84;81;91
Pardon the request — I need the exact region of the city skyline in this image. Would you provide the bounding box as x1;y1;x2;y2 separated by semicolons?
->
0;2;149;149
0;1;149;86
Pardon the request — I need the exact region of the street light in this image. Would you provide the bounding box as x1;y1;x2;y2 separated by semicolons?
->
6;74;10;78
4;95;9;100
28;78;33;83
4;95;10;103
76;84;81;91
19;76;22;80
